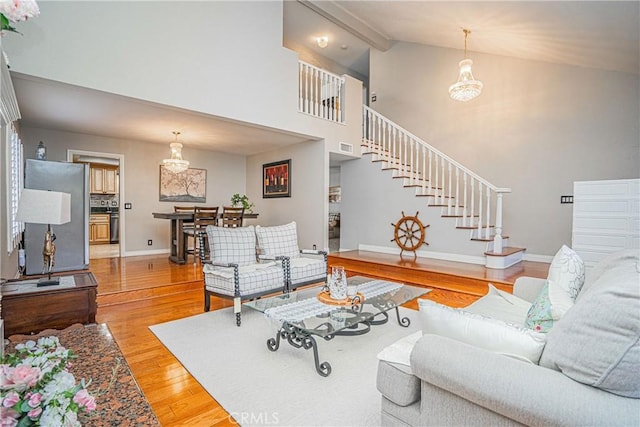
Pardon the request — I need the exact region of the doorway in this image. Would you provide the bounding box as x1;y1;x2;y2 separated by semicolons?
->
328;165;341;252
67;149;125;259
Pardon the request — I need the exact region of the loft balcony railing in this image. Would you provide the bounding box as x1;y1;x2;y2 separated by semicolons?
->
363;105;511;253
298;61;344;124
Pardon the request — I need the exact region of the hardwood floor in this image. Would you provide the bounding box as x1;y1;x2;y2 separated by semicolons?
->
93;253;548;426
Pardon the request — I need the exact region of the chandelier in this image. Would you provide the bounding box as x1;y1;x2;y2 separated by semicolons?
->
449;29;483;102
162;131;189;173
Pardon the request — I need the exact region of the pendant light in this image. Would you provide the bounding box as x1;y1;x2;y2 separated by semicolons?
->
449;29;483;102
162;131;189;173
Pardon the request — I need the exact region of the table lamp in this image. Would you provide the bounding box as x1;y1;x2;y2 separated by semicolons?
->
16;189;71;286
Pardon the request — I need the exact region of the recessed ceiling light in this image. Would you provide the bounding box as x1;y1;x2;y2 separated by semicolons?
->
316;36;329;48
340;44;348;50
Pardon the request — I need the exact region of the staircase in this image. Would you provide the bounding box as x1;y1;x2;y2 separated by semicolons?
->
361;105;525;269
293;60;525;268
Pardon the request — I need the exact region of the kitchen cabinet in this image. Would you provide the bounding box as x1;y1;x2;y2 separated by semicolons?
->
90;214;110;244
90;165;118;194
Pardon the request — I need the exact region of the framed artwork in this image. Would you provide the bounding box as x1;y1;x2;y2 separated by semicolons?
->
263;159;291;198
159;166;207;202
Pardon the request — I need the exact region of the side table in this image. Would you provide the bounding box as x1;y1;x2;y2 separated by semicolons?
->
1;271;98;337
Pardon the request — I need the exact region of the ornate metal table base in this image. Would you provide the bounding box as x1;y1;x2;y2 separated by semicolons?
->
267;323;332;377
266;307;410;377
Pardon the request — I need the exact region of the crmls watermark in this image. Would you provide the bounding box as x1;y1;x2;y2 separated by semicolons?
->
229;411;280;425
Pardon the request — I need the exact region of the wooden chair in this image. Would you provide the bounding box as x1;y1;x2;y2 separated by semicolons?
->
174;206;195;229
221;206;245;228
184;206;219;262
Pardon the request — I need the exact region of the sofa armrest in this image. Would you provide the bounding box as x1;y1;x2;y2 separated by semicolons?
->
410;334;639;426
512;276;546;303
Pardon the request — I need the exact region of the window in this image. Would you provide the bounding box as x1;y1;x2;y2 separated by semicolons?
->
7;122;23;253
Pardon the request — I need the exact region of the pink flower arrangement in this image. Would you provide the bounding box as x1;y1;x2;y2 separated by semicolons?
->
1;336;96;427
0;0;39;34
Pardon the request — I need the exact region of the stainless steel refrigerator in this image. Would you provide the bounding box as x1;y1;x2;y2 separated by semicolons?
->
24;159;89;274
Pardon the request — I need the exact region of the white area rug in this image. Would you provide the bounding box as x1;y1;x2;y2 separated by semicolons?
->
150;306;421;427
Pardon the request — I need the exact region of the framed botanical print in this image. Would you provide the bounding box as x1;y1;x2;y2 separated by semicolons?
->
159;165;206;202
263;159;291;198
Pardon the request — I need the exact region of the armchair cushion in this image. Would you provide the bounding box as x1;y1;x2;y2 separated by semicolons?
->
418;299;546;364
255;222;300;259
289;257;326;286
203;262;284;297
206;225;256;266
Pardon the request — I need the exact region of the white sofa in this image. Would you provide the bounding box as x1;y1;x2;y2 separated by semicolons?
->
377;248;640;426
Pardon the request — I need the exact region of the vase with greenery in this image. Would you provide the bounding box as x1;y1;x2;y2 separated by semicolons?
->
230;193;254;213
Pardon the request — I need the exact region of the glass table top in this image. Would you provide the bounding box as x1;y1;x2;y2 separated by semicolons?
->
244;276;430;338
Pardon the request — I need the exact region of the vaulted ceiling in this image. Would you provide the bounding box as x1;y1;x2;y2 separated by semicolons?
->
12;1;639;155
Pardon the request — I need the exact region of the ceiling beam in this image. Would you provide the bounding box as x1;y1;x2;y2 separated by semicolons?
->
298;0;391;52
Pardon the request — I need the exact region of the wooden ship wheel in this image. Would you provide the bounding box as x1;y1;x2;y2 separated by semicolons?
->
391;211;429;257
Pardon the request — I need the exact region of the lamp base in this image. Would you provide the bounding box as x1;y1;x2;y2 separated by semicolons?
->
37;277;60;287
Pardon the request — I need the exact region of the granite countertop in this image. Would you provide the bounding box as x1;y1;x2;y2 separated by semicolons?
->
7;324;159;426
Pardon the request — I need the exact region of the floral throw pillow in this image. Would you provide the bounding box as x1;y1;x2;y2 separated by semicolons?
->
525;281;555;333
525;277;577;333
547;245;586;300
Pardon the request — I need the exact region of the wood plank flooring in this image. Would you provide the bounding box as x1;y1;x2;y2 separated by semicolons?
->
93;253;548;426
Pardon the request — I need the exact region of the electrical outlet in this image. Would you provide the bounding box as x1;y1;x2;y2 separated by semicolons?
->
560;195;574;204
371;92;377;102
147;239;153;246
124;203;132;209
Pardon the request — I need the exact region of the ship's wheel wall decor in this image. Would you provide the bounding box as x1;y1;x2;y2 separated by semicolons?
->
391;211;429;258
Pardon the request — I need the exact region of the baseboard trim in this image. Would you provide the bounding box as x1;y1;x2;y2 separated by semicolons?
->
358;244;486;265
123;249;171;257
523;253;554;263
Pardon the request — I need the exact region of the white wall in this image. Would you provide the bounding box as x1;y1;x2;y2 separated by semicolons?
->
21;127;246;253
3;1;363;150
246;140;326;251
348;42;640;257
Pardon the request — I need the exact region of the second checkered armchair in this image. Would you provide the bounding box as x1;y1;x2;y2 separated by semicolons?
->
255;221;327;292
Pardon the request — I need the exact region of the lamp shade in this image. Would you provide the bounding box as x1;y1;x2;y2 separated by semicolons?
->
16;189;71;225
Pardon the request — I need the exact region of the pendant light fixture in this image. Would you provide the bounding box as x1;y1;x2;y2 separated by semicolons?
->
162;131;189;173
449;29;483;102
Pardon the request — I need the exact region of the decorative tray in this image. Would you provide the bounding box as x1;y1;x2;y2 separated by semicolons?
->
317;289;364;306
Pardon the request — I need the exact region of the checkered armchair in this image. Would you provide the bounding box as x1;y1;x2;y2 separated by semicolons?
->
255;222;327;292
199;225;285;326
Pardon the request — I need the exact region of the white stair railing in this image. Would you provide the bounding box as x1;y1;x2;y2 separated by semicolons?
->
298;61;344;123
363;105;511;253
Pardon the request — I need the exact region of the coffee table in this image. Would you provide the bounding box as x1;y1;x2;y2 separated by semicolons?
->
244;276;430;376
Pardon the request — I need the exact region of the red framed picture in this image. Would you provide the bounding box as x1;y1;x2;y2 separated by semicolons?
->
263;159;291;198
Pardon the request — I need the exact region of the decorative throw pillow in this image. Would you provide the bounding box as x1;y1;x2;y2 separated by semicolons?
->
524;281;555;333
464;284;532;325
418;299;547;364
206;225;256;266
539;250;640;398
255;222;300;259
525;278;576;333
547;245;585;300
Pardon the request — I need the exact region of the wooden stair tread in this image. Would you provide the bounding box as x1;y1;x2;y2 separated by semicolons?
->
471;236;509;242
457;225;495;229
441;214;478;218
485;247;526;257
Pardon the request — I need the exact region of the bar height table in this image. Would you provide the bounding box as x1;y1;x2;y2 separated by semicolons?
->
153;211;259;264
